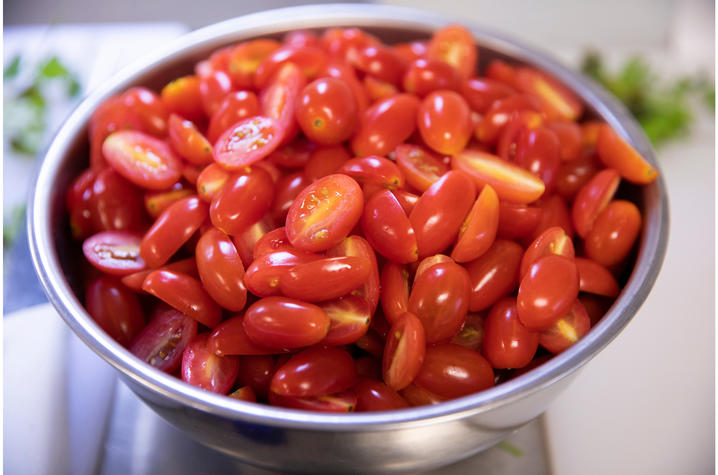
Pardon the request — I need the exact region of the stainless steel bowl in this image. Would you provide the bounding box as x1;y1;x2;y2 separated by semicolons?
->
29;4;668;473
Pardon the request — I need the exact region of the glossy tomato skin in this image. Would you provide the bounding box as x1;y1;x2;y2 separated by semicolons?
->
414;344;494;399
572;168;621;238
144;186;194;219
403;58;461;97
465;239;523;311
269;391;357;412
337;156;404;190
237;355;276;399
85;276;146;347
351;94;420;157
517;255;579;331
596;124;658;184
409;170;476;258
319;295;372;346
243;296;330;349
209;166;274;236
362;190;418;264
497;202;542;240
408;261;471;344
160;75;204;122
121;87;169;137
285;173;364;252
199;70;233;117
519;226;575;280
538;299;591;354
584;200;642;267
382;312;426;391
181;333;240;394
271;346;357;397
295;77;358;145
575;257;620;297
195;228;247;311
394;143;448;193
326;235;381;313
90;168;147;233
451;184;499;263
168;114;213;165
482;298;539;369
244;250;321;297
303;145;351;182
207;90;261;144
83;230;147;276
142;270;222;328
208;314;289;356
417;90;473;155
130;305;198;373
426;24;477;79
102;130;183;190
461;77;515;113
354;378;409;411
514;126;561;192
213;116;283;169
121;257;197;293
261;62;305;146
140;196;208;268
280;256;371;302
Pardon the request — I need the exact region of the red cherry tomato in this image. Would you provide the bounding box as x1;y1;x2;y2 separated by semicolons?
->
285;173;364;252
526;194;574;244
130;305;198;373
236;355;276;399
295;77;358;145
464;239;523;312
414;344;494;399
450;311;486;351
517;255;579;331
514;126;561;192
229;386;257;402
451;184;499;263
320;60;369;113
596;124;658;184
261;62;305;146
168;114;214;165
144;186;194;219
208;315;289;356
254;45;328;89
572;168;621;238
227;39;281;89
584;200;642;267
351;94;420;157
451;149;545;204
325;235;381;313
244;250;321;297
209;166;274;236
575;257;620;297
142;270;222;328
206;90;261;144
409;170;476;258
496;201;542;240
271;346;357;397
213;116;283;170
538;299;591;354
403;58;461;97
83;230;146;276
461;77;515;113
199;70;233;117
362;190;418;264
270;391;358;413
408;261;471;344
547;121;582;161
182;333;240;394
303;145;351;182
337;156;404;190
382;312;426;391
514;67;584;121
102;130;183;190
280;256;371;302
85;276;146;347
195;228;247;311
394;143;448;193
121;87;169;137
196;163;230;202
555;151;603;201
426;24;477;79
90;168;146;233
267;138;316;169
160;75;205;122
417;90;473;155
120;257;197;293
519;226;575;280
140;196;208;268
243;297;330;349
319;295;372;346
481;298;538;369
354;378;409;412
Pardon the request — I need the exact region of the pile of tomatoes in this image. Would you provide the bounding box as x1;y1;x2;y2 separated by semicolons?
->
67;24;658;412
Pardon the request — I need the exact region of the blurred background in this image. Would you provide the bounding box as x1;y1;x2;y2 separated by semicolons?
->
4;1;715;474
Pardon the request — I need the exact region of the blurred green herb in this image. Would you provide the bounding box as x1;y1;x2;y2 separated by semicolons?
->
581;50;714;147
3;204;27;250
4;55;82;156
497;440;524;457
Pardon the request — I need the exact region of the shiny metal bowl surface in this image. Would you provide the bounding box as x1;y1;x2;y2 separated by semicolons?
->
29;4;668;473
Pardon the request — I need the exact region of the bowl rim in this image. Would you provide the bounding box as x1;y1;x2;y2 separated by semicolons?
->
29;3;669;431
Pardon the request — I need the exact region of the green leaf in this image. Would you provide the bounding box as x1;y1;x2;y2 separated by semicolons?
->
38;56;71;79
497;440;524;457
4;55;21;79
3;204;27;250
